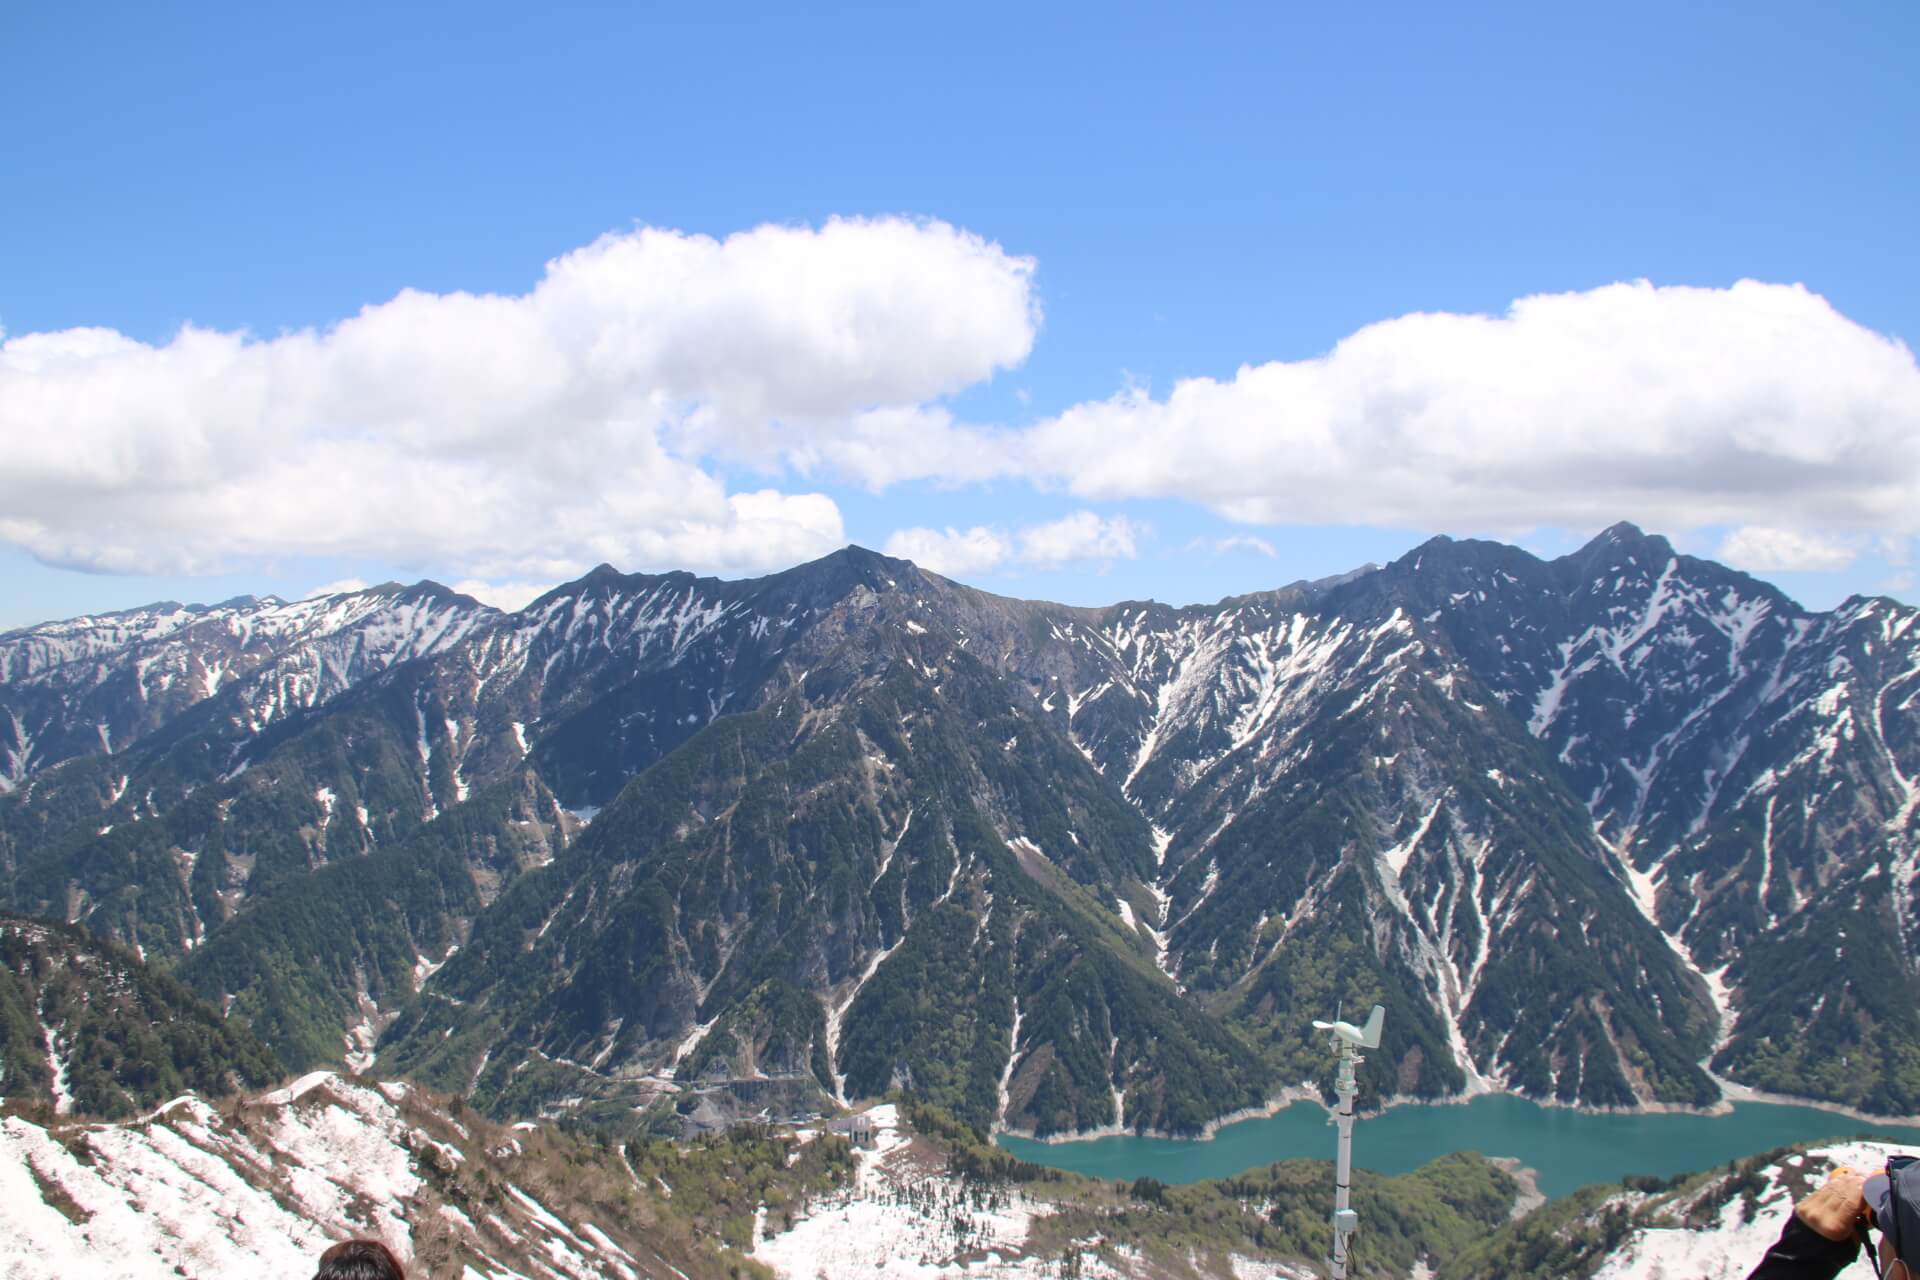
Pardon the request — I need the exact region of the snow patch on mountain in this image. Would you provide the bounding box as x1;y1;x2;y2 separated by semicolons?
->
40;1019;73;1115
827;938;906;1103
0;1075;678;1280
994;999;1027;1129
0;586;499;787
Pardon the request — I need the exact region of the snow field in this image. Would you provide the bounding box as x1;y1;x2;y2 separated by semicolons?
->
1591;1141;1891;1280
0;1072;663;1280
752;1105;1278;1280
754;1104;1049;1278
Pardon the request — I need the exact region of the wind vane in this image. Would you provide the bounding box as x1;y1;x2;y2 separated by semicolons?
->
1311;1003;1385;1279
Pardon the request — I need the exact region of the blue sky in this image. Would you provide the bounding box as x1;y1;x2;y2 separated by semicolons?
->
2;1;1916;627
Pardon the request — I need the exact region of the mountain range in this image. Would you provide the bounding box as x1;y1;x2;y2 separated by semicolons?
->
3;522;1916;1136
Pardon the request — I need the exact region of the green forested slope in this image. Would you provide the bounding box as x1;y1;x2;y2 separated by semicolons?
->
0;912;280;1117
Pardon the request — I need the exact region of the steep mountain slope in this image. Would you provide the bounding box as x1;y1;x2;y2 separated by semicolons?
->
1;1069;803;1280
3;528;1917;1128
1358;526;1920;1113
381;618;1266;1137
0;583;497;791
0;661;575;978
171;769;572;1071
5;1068;1537;1280
0;912;280;1118
969;527;1919;1113
945;558;1718;1106
0;558;881;1032
0;553;914;942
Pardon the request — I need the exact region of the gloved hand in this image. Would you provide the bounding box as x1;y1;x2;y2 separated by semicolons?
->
1796;1166;1873;1242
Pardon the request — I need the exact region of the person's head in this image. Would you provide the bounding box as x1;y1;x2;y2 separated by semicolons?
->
313;1239;405;1280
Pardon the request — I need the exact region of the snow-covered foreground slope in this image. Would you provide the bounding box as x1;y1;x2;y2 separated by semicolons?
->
753;1105;1043;1279
0;1076;1317;1280
1434;1138;1917;1280
1590;1141;1887;1280
0;1071;694;1280
753;1105;1306;1280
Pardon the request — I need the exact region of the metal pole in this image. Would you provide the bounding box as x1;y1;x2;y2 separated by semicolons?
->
1329;1038;1361;1278
1310;1003;1381;1280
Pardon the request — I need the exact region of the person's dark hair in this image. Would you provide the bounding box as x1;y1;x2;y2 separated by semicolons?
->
313;1239;405;1280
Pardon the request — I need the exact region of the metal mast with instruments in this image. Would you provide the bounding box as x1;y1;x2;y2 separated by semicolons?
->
1312;1004;1385;1279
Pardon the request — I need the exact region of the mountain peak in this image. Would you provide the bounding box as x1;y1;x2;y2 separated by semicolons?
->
821;544;912;572
1389;532;1536;578
769;544;919;591
527;561;699;610
394;579;491;609
1583;520;1670;555
1550;521;1681;595
1560;520;1670;570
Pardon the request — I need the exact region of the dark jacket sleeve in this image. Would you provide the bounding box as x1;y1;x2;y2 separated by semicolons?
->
1745;1214;1862;1280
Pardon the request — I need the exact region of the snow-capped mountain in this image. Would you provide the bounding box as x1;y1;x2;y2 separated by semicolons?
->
994;561;1718;1107
3;525;1916;1133
0;583;497;792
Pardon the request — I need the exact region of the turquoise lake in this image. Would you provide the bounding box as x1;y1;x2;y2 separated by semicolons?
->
996;1095;1920;1199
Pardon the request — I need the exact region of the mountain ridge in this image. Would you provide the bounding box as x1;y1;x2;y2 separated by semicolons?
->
3;524;1916;1136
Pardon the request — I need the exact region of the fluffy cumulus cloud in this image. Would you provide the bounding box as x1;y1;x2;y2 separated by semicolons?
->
881;525;1014;577
884;511;1139;577
1017;512;1140;567
15;240;1917;593
1020;281;1920;542
1716;526;1859;573
0;217;1036;578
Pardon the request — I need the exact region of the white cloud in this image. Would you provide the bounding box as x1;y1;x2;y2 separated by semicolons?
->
882;525;1013;576
1213;534;1277;557
885;511;1141;577
20;247;1915;594
1017;512;1140;567
0;217;1034;579
784;405;1018;490
1716;526;1858;573
1019;281;1920;541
